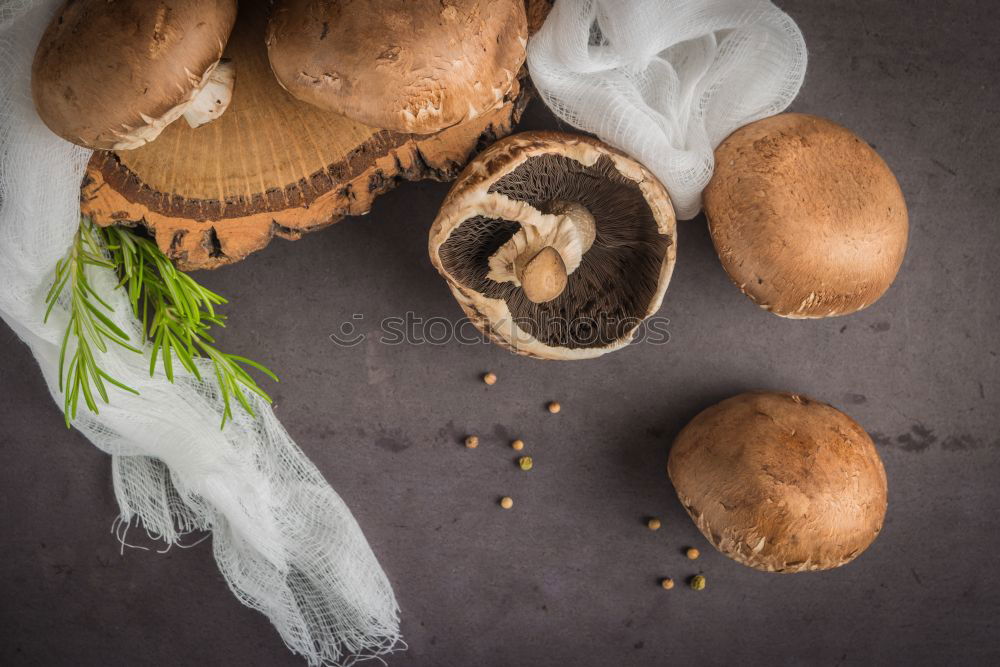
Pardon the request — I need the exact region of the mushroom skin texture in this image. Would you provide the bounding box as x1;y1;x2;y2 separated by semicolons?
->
31;0;236;150
668;391;888;573
704;113;908;318
266;0;527;135
31;0;238;150
429;131;677;360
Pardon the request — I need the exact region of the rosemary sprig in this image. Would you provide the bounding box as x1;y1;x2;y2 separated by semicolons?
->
44;219;141;426
45;217;277;428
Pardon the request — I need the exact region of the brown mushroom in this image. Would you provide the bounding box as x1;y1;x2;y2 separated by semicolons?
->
668;391;888;573
32;0;238;150
429;131;677;360
266;0;527;135
704;113;908;318
80;1;532;270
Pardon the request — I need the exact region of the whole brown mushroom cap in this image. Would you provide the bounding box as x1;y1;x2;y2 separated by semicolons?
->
668;391;888;573
266;0;527;135
31;0;238;150
704;113;908;318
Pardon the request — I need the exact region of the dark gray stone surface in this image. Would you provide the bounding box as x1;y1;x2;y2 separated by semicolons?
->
2;1;999;665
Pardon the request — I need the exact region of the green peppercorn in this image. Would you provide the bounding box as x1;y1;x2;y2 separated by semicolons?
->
690;575;706;591
518;455;533;471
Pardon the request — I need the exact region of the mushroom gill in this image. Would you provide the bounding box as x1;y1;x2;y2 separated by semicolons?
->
438;154;671;349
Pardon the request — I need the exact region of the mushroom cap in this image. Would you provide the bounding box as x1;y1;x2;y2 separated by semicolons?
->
429;131;677;360
266;0;527;135
32;0;237;150
704;113;908;318
668;391;888;573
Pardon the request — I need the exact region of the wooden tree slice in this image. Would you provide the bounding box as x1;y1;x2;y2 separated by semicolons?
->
80;0;529;270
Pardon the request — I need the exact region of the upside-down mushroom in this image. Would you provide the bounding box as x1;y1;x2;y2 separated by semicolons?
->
668;391;888;573
32;0;238;150
704;113;908;318
266;0;528;135
429;131;677;360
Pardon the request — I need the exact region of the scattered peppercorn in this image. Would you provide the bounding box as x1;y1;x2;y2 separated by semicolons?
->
660;577;675;590
686;547;700;560
518;456;533;471
690;575;706;591
483;372;497;385
465;435;479;449
511;439;525;451
547;401;561;414
647;517;662;531
500;496;513;509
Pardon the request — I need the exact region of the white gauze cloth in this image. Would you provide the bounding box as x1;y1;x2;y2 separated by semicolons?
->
0;2;399;665
527;0;807;220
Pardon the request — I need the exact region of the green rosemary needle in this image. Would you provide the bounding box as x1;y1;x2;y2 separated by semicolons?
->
44;218;140;425
45;217;277;428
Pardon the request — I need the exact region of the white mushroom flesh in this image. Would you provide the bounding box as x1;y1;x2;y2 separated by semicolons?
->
183;59;235;128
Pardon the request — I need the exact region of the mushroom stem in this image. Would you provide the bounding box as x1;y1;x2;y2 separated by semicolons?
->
514;200;595;303
516;246;567;303
496;199;598;303
183;59;235;129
